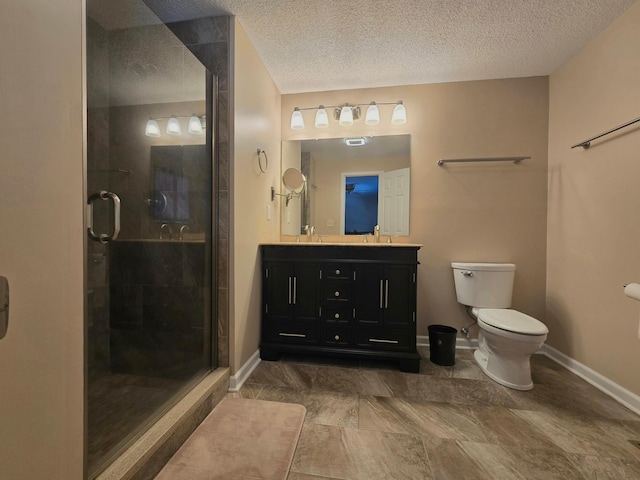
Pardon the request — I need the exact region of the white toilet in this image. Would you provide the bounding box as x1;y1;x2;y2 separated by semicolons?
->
451;262;548;391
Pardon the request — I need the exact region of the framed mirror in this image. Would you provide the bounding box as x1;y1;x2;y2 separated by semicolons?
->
281;134;410;236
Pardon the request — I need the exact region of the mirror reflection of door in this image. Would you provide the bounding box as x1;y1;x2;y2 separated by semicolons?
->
340;167;410;235
380;167;410;235
343;175;380;234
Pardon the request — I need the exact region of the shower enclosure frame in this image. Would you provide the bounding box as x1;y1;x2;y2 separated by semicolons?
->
83;8;224;477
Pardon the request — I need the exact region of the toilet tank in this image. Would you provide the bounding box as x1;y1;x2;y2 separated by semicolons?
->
451;262;516;308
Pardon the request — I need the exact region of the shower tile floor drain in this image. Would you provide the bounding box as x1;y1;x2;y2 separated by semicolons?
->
629;440;640;450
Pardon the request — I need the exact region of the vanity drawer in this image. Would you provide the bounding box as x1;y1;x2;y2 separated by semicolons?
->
323;281;352;303
322;305;353;324
355;328;413;351
322;264;353;281
264;323;320;345
323;326;351;347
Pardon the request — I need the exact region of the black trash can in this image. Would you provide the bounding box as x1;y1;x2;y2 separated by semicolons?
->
428;324;457;366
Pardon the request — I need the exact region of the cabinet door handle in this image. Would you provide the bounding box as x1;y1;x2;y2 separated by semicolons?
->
369;338;399;344
334;313;340;319
334;291;340;297
279;332;306;338
293;276;297;304
334;334;340;341
288;276;292;305
379;280;384;309
385;280;389;309
335;269;341;275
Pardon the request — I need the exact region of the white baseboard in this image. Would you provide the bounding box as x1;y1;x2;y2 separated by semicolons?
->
540;344;640;416
228;349;261;392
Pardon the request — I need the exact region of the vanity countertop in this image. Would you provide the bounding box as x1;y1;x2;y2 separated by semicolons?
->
260;241;423;248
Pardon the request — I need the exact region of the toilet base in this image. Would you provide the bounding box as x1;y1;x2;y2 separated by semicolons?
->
474;349;533;391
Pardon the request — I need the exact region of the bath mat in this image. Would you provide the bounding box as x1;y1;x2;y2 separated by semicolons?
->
155;397;306;479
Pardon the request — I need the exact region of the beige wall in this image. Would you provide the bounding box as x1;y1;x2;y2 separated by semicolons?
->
0;1;84;478
282;78;549;337
230;18;281;372
280;140;302;235
547;2;640;395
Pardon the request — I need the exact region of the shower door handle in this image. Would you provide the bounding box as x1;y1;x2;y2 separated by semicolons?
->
87;191;121;243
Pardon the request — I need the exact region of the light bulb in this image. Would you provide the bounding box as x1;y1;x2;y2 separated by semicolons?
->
391;101;407;125
339;106;353;126
365;103;380;125
290;108;305;130
145;119;161;137
188;115;203;135
315;106;329;128
166;116;182;135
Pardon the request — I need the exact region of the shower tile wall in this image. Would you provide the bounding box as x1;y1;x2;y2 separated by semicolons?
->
162;15;231;368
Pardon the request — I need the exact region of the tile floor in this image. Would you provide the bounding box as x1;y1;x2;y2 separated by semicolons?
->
229;348;640;480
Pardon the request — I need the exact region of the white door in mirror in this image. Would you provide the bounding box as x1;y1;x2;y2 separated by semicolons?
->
380;167;410;236
0;276;8;340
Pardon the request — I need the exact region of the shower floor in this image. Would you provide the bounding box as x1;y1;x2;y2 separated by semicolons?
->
87;373;182;475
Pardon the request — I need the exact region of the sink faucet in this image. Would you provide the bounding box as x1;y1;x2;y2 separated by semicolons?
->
179;225;191;240
374;224;380;243
160;223;172;240
304;225;315;242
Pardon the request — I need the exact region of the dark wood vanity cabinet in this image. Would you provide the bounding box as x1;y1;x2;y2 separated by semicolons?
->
260;244;421;372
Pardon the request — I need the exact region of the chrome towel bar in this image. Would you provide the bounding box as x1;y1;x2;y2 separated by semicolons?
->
437;156;530;166
571;116;640;149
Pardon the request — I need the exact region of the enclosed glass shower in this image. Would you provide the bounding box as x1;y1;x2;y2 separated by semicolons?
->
86;1;216;476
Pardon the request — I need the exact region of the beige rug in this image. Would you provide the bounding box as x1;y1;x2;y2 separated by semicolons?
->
155;397;306;480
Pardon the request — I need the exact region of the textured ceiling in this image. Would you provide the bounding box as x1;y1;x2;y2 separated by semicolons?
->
91;0;636;94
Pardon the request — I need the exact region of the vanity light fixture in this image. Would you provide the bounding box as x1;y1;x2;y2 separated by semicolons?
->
187;114;204;135
290;107;305;130
314;106;329;128
364;102;380;125
144;118;161;137
289;101;406;130
144;115;205;137
166;116;182;136
391;101;407;125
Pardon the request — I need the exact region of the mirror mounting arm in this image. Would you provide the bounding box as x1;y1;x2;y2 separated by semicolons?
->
271;186;296;206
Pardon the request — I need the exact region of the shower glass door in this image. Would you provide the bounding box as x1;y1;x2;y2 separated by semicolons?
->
86;1;214;476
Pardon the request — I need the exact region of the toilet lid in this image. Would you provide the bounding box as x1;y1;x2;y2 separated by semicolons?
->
478;309;548;336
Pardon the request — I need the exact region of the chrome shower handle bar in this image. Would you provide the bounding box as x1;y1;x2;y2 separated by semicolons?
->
87;190;121;244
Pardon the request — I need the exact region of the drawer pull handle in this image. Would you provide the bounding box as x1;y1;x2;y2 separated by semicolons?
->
369;338;399;344
279;333;306;338
334;291;340;297
334;313;340;319
335;269;341;275
334;335;340;341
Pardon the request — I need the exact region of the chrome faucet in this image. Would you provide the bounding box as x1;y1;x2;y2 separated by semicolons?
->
179;224;191;240
374;224;380;243
160;223;172;240
304;225;315;242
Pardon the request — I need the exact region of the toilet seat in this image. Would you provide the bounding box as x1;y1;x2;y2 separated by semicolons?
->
477;308;548;336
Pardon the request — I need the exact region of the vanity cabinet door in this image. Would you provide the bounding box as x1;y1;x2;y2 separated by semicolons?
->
352;264;384;326
263;262;294;323
353;263;416;328
293;262;321;322
383;264;416;328
263;261;319;323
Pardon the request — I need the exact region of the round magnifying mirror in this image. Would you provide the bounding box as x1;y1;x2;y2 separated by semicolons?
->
282;168;305;192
